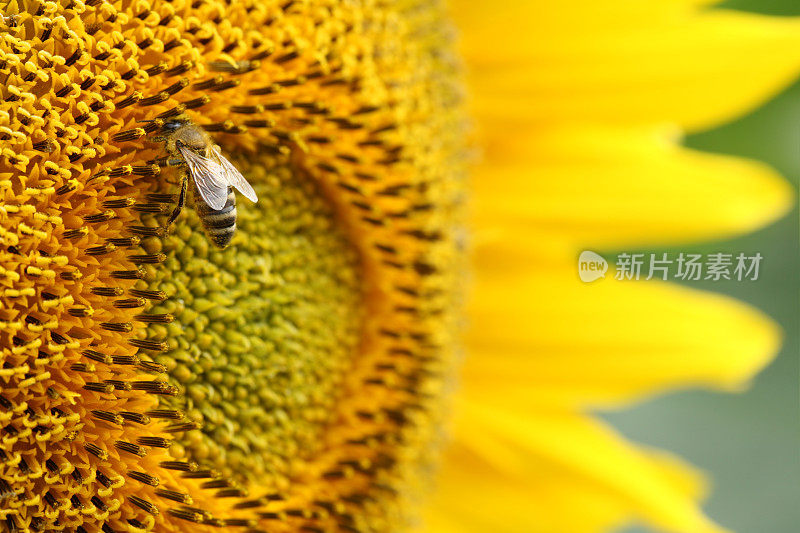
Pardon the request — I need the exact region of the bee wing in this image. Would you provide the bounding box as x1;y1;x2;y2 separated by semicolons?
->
178;145;229;210
210;146;258;204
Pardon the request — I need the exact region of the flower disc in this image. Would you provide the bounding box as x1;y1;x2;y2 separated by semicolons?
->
0;0;465;530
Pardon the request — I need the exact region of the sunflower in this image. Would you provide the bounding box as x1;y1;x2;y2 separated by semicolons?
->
0;1;795;533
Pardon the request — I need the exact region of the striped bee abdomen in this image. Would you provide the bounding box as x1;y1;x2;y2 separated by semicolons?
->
195;186;237;249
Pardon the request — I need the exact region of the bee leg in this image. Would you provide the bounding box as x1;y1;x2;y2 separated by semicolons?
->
162;158;186;186
167;173;188;227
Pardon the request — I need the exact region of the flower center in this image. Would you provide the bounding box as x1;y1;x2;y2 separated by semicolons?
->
143;152;362;485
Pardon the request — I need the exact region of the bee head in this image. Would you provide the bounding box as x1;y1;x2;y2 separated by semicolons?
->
161;118;189;132
139;117;188;135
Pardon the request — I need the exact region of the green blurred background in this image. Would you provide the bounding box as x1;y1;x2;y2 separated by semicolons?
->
610;1;800;532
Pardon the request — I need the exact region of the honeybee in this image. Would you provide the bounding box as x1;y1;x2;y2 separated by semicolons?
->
152;116;258;249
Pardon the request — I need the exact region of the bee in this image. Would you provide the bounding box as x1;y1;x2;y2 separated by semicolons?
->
151;116;258;249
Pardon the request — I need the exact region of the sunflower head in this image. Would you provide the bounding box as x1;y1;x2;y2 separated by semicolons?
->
0;0;465;530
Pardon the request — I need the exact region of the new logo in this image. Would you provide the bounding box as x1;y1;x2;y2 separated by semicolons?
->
578;251;608;282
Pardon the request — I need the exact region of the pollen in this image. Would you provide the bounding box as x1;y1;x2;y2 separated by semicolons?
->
0;0;465;531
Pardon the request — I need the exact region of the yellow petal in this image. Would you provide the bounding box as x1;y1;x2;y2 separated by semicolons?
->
473;125;793;249
421;439;632;533
422;406;725;533
464;255;781;409
453;3;800;130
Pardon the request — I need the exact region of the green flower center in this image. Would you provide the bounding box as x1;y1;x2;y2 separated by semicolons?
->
143;152;361;484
